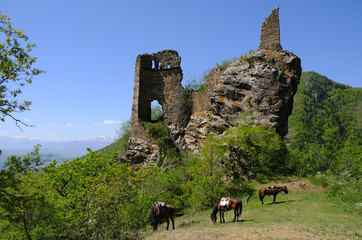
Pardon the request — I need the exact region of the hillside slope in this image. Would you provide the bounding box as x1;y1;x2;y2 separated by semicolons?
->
287;71;361;175
142;179;361;240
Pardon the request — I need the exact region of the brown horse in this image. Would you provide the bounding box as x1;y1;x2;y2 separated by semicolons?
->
149;202;183;231
210;197;242;224
259;185;288;205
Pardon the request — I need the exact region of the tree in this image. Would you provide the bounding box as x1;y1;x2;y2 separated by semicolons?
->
0;11;45;129
151;104;163;121
0;145;53;240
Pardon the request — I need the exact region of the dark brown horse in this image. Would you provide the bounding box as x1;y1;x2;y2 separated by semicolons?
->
210;197;242;224
259;185;288;205
149;202;183;231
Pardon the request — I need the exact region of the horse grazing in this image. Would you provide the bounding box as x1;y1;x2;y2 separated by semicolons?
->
259;185;288;205
210;197;242;224
149;202;184;231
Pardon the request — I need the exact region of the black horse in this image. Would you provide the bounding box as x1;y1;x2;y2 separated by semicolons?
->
149;202;183;231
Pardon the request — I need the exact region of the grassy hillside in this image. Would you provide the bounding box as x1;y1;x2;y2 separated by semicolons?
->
96;137;127;156
142;179;361;240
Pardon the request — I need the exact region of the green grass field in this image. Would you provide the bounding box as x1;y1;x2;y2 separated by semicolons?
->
141;179;361;240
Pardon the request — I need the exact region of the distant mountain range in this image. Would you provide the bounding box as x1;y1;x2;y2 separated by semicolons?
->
0;136;115;166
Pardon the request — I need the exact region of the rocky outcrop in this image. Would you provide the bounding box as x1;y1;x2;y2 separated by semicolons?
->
122;8;302;164
211;50;301;137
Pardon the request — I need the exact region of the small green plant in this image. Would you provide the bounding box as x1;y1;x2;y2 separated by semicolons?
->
182;70;210;93
142;121;178;159
239;54;261;63
217;57;238;71
239;53;282;70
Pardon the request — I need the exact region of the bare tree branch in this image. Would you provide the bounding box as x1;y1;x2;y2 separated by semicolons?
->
6;113;35;132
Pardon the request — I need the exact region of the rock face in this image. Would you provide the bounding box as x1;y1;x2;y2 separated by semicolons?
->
122;8;302;164
211;49;301;138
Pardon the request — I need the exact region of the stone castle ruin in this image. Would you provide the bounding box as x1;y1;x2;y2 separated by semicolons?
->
259;7;282;51
123;8;302;164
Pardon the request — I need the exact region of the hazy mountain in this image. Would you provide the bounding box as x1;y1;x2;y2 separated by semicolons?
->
0;136;115;166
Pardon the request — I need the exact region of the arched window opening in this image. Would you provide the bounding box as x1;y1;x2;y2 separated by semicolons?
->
151;100;163;122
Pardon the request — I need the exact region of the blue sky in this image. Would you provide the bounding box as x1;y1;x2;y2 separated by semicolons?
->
1;0;361;141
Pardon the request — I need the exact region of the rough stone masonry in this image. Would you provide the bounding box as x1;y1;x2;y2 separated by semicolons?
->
122;8;302;164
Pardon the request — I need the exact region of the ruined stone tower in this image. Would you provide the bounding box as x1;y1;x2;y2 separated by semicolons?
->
123;8;301;164
124;50;193;163
130;50;191;132
259;7;282;51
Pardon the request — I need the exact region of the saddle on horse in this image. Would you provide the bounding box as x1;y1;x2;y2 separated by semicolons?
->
220;197;230;209
154;202;166;214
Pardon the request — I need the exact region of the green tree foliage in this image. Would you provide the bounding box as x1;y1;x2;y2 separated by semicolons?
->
0;12;45;128
0;145;54;240
0;147;189;239
184;115;285;208
222;122;287;180
288;71;361;175
142;121;179;162
184;135;231;207
43;151;139;239
287;72;361;208
151;105;162;121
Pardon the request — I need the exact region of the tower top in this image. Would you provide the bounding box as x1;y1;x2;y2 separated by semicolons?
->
258;7;282;51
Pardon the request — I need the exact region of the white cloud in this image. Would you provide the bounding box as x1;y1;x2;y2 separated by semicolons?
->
104;120;121;125
66;123;78;127
24;118;32;122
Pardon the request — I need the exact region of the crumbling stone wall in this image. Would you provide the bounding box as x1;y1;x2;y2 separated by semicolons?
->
124;50;193;163
190;66;222;113
259;7;282;51
130;50;191;134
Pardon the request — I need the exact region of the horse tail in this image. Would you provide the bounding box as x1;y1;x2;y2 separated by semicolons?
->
175;212;184;217
238;199;242;217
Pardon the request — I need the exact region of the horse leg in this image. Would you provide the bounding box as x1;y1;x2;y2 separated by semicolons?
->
166;218;170;230
219;210;222;223
273;194;277;204
239;204;242;222
233;208;236;222
171;216;174;230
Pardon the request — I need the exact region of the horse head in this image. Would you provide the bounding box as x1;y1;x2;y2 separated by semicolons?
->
211;202;220;224
210;213;217;224
149;205;157;231
283;186;288;194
